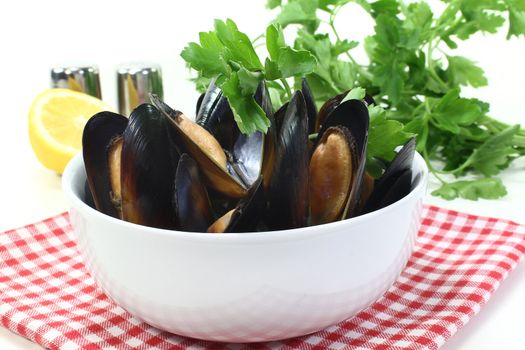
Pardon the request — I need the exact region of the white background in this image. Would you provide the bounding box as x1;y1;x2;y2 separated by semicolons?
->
0;1;524;349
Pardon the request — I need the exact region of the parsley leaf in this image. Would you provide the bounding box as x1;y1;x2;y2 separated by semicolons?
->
180;33;230;76
222;71;269;134
266;24;317;79
266;24;286;61
431;89;484;133
267;0;282;9
506;0;525;38
342;87;366;102
368;105;414;160
432;178;508;200
214;19;263;70
466;125;521;176
273;0;320;32
446;56;488;88
368;14;407;105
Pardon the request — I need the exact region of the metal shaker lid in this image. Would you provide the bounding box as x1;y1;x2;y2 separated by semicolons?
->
51;65;102;98
116;63;164;116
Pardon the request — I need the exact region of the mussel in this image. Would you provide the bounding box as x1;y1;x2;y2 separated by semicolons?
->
150;94;248;198
309;99;370;223
82;111;128;218
82;106;179;229
363;138;416;213
120;104;178;228
315;89;375;133
82;78;417;233
196;77;237;151
301;78;318;134
309;126;357;225
173;154;213;232
231;81;276;189
208;176;265;233
268;91;309;230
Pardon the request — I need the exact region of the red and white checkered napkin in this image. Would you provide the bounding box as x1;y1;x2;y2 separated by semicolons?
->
1;205;524;350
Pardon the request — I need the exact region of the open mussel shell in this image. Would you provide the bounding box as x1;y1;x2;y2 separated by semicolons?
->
301;78;318;134
120;104;178;229
82;111;128;218
372;169;413;210
150;94;248;198
316;91;347;133
315;90;376;133
195;77;236;151
208;176;265;233
363;138;416;213
315;99;370;219
232;81;276;189
309;126;358;225
173;154;213;232
268;91;309;230
195;92;205;116
273;101;288;136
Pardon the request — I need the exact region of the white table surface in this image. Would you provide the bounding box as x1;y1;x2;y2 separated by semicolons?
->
1;1;524;349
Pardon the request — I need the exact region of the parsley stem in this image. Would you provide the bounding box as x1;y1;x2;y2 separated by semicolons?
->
280;78;293;100
426;37;448;91
482;117;525;147
328;5;374;83
251;33;265;45
422;148;447;184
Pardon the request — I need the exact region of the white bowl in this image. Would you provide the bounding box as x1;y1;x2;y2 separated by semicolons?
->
62;152;428;342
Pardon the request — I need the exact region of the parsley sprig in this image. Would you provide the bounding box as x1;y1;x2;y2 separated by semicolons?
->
181;19;316;134
181;0;525;200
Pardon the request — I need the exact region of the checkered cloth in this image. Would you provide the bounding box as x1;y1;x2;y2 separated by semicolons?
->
1;205;524;350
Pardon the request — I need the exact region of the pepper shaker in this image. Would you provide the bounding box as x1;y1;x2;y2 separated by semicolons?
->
116;63;164;116
50;65;102;98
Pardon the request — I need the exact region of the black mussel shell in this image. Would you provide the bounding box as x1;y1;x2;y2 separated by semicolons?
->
150;94;248;198
232;81;275;189
363;94;376;107
301;78;318;134
268;91;309;230
195;92;205;116
316;91;347;132
120;104;178;229
226;176;265;232
195;78;237;151
381;138;416;182
363;138;416;213
208;176;266;233
173;154;213;232
373;169;413;210
82;111;128;218
84;180;95;209
318;99;370;218
217;177;266;233
273;102;288;136
316;89;375;132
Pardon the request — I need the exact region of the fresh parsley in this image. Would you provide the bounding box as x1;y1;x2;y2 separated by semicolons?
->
181;0;525;200
181;19;316;134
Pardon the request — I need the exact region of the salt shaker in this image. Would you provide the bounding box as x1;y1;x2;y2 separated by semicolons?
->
50;65;102;98
116;63;164;116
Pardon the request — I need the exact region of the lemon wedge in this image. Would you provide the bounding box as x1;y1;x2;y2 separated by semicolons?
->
28;89;114;174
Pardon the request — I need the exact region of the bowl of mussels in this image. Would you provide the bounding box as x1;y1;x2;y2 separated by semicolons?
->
62;79;428;342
